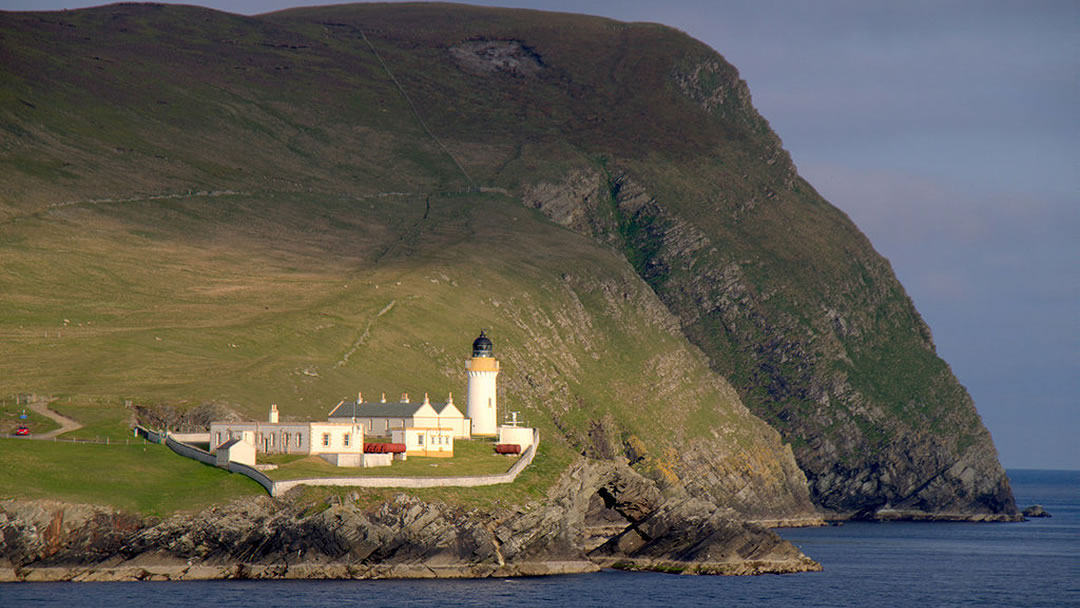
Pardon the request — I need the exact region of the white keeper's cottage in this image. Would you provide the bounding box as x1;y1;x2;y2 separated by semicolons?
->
210;403;369;463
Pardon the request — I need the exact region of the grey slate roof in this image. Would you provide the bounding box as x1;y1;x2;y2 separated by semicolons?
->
435;402;464;417
328;401;425;419
218;437;243;450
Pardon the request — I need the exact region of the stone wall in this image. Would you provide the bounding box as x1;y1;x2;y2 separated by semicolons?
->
271;429;540;496
165;435;215;466
157;429;540;497
227;462;274;494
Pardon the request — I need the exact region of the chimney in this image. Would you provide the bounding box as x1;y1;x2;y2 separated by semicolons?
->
423;393;430;405
401;392;409;403
381;392;387;403
269;404;279;424
357;391;363;404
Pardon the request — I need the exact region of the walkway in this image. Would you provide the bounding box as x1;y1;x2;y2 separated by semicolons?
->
27;398;83;439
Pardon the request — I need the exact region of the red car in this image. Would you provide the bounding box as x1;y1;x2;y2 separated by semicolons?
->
14;426;29;436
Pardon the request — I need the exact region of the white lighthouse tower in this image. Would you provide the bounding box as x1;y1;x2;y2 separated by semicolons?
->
466;329;499;436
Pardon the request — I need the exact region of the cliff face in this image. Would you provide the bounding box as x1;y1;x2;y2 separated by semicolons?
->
523;165;1017;520
0;460;819;581
0;2;1016;523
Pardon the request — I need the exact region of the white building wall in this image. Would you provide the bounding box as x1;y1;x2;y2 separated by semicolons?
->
467;369;498;436
440;416;470;440
308;422;365;456
392;428;455;457
357;414;470;439
259;423;310;454
211;421;364;458
321;452;390;468
211;422;311;455
216;440;256;467
211;422;256;452
498;426;534;450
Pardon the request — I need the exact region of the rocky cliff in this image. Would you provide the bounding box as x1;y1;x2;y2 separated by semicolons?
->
0;460;819;581
524;166;1018;520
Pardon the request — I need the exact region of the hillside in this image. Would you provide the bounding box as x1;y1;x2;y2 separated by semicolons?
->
0;2;1016;521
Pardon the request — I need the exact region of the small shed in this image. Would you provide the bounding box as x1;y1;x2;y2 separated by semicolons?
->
498;425;534;451
215;437;256;467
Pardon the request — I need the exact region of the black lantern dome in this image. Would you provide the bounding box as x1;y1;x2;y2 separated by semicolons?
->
472;330;493;357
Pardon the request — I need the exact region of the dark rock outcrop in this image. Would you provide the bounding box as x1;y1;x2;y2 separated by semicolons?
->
1022;505;1051;518
135;403;243;434
590;496;819;575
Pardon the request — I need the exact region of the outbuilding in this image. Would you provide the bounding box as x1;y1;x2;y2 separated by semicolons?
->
215;436;256;467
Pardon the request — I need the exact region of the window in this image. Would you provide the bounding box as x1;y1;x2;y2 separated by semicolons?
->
296;432;302;446
417;434;424;445
322;433;330;447
283;432;289;448
343;433;350;447
215;432;221;445
269;433;275;447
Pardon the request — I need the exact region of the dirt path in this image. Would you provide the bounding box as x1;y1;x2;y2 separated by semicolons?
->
28;399;83;439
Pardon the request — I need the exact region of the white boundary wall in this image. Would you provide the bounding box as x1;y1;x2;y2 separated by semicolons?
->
271;429;539;496
148;426;540;497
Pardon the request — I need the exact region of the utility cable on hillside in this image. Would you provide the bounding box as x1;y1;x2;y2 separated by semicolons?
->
359;31;475;189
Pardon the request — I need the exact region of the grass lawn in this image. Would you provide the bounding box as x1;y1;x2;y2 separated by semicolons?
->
264;438;520;481
50;399;135;441
0;439;264;516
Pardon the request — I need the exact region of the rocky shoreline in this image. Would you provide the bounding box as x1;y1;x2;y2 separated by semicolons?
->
0;460;824;582
0;560;605;583
823;509;1024;523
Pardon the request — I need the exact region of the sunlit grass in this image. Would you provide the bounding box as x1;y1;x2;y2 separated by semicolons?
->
0;440;264;516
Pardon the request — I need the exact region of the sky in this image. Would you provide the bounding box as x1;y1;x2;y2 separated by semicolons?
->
4;1;1077;470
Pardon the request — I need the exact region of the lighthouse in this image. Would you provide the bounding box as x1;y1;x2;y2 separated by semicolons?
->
466;329;499;436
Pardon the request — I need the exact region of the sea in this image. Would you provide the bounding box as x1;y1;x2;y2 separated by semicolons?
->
1;469;1076;607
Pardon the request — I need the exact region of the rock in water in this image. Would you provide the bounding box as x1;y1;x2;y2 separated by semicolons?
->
1022;505;1051;518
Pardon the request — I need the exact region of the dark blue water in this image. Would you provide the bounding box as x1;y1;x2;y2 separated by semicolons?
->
2;470;1076;607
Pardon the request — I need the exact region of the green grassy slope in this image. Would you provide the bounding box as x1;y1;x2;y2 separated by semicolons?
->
0;181;809;518
0;441;264;515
